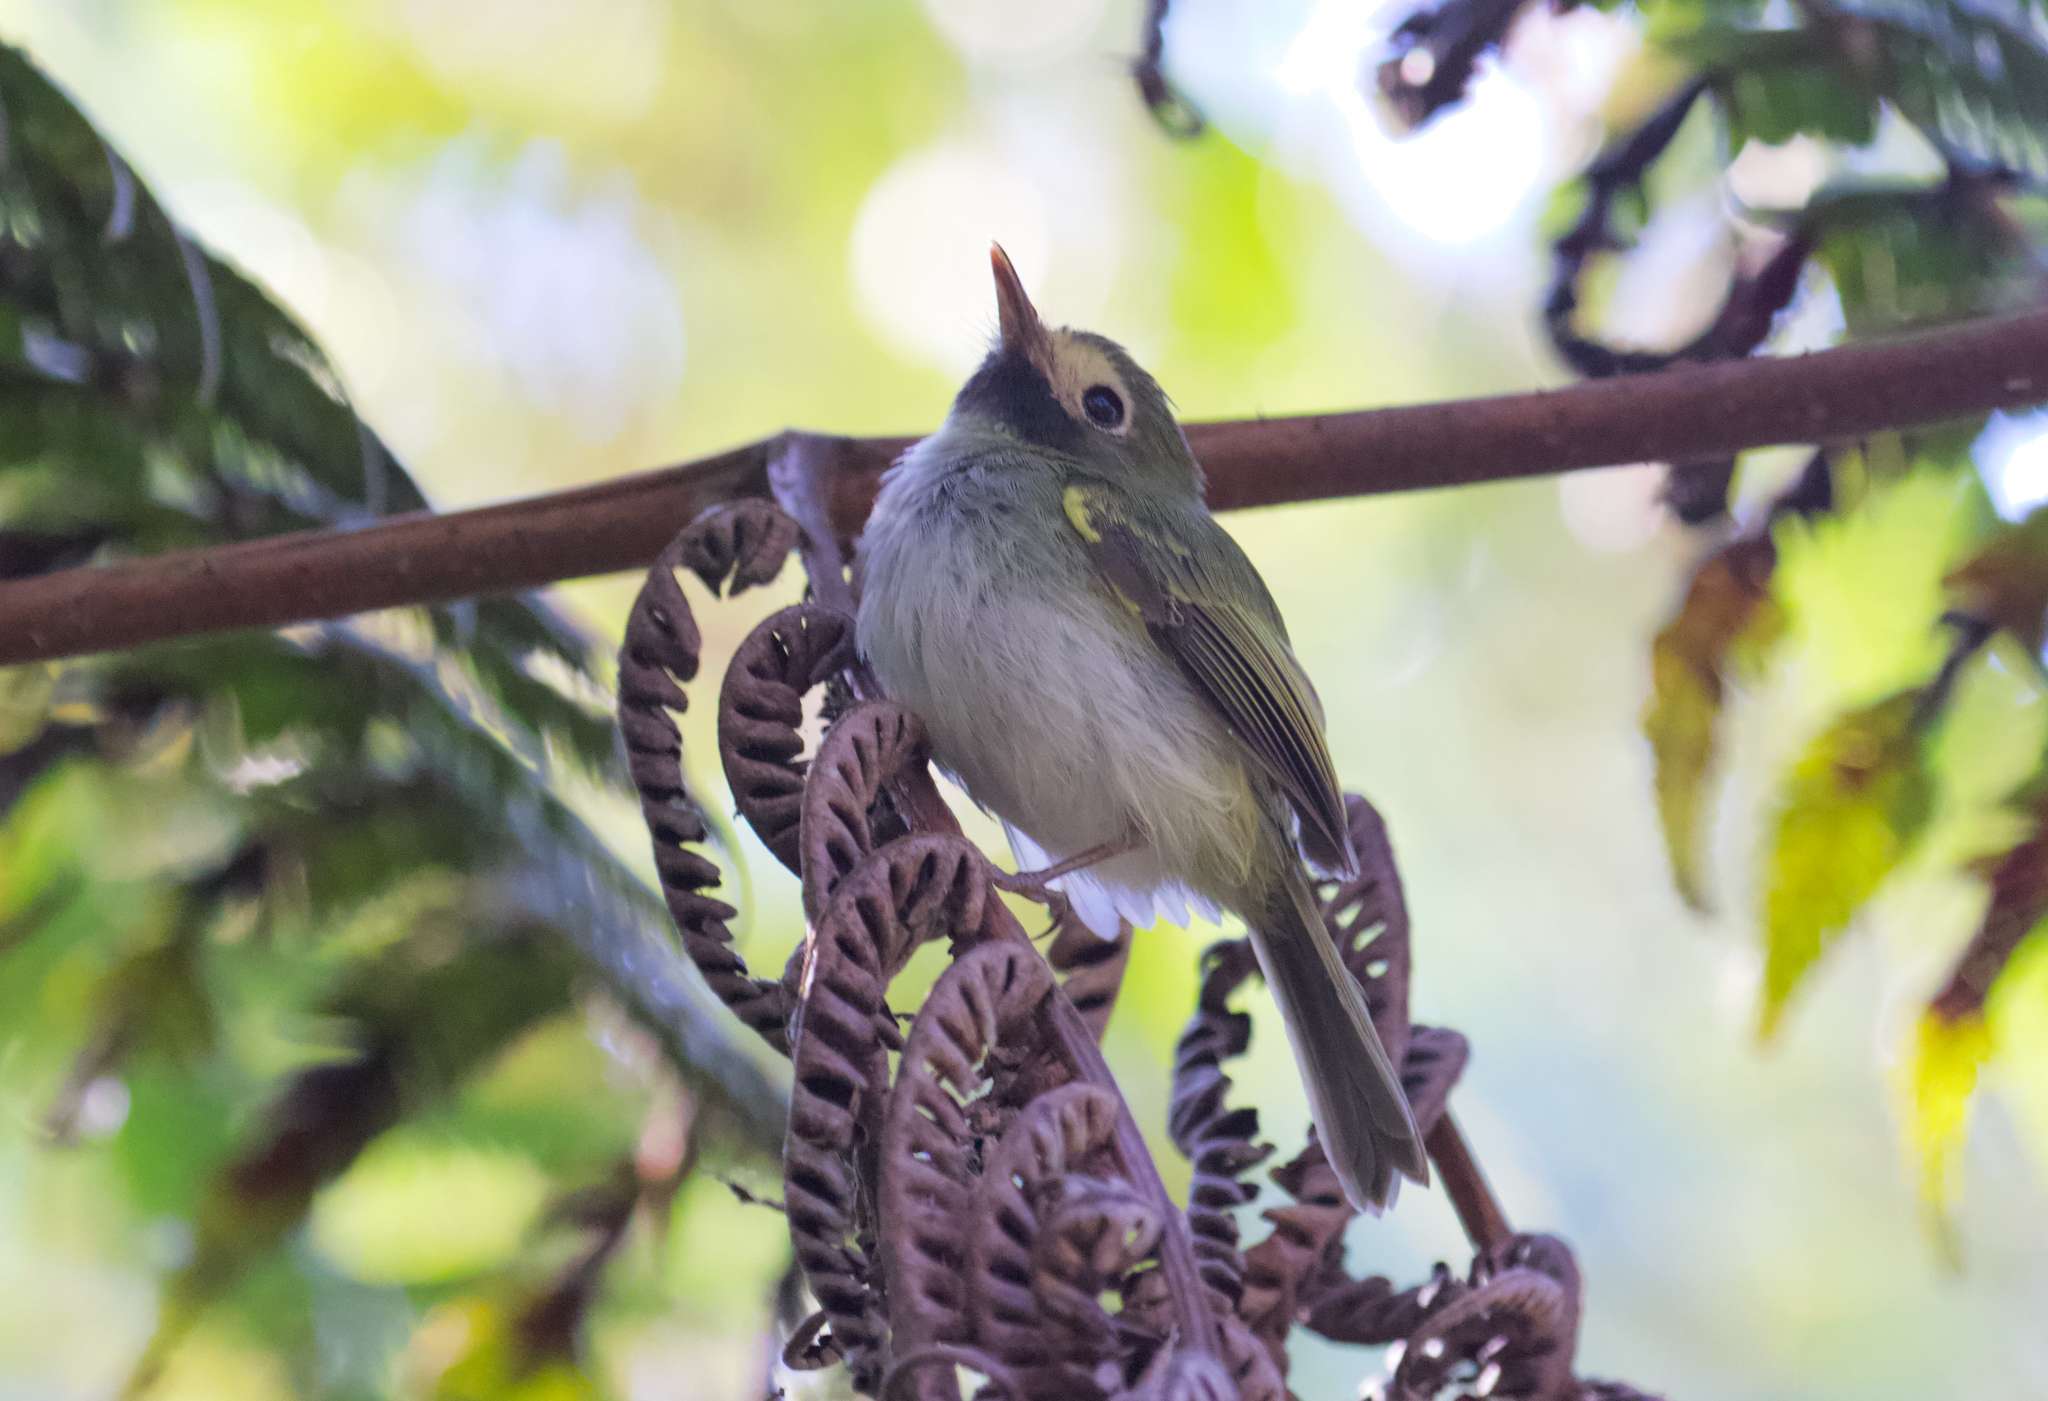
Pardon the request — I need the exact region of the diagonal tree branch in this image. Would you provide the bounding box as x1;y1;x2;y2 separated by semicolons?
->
3;306;2048;667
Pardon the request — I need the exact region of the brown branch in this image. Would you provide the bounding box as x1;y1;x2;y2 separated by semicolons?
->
1929;884;2041;1022
1425;1112;1512;1255
4;307;2048;666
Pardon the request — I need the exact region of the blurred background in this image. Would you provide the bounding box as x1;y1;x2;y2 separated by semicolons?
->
0;1;2044;1398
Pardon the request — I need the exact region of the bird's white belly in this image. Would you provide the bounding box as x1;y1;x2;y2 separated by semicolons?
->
859;521;1256;934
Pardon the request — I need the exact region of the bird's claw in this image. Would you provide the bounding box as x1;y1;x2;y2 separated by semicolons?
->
989;867;1076;936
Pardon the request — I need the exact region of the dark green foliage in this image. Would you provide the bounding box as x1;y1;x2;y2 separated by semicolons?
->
0;41;778;1390
1668;0;2048;171
1843;0;2048;173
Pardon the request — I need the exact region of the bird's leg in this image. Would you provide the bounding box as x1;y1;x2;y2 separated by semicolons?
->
1005;837;1136;887
991;835;1141;931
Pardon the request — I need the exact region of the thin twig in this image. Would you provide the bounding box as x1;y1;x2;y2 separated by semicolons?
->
720;1175;788;1213
3;307;2047;666
1133;0;1204;136
1912;612;1998;731
1929;888;2041;1023
1425;1112;1512;1254
1379;0;1543;131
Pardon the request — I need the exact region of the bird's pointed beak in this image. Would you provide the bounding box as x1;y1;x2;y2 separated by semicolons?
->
990;243;1044;355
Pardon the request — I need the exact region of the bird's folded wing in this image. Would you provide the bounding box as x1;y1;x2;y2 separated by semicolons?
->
1060;480;1356;873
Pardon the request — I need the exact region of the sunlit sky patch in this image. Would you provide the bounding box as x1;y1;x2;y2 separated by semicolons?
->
1272;1;1548;248
1978;410;2048;521
1600;187;1738;349
920;0;1109;67
853;0;1134;375
1257;0;1632;260
849;82;1130;376
1557;462;1668;554
849;141;1052;372
159;178;335;328
392;0;668;125
345;137;685;445
1726;134;1831;212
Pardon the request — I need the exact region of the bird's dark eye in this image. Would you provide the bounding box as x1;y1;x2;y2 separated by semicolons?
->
1082;384;1125;428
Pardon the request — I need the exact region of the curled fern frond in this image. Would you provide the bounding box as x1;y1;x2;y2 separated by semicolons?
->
1237;1136;1358;1361
1400;1025;1471;1136
613;477;1662;1400
676;497;802;595
1047;916;1133;1040
787;835;999;1389
719;602;857;873
1169;938;1272;1312
1388;1234;1582;1401
1323;793;1417;1059
618;515;793;1052
965;1085;1129;1395
798;700;928;917
873;943;1060;1387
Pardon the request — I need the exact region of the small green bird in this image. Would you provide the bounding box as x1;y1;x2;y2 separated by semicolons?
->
855;246;1427;1209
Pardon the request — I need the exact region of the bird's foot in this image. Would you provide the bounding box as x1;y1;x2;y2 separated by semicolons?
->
992;870;1076;938
991;836;1138;933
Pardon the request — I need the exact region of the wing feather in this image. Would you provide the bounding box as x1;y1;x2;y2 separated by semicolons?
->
1062;481;1355;871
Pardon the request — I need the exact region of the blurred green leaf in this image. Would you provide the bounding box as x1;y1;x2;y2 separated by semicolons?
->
1835;1;2048;175
1987;927;2048;1167
1714;43;1879;148
1648;19;1869;143
0;40;795;1391
1811;181;2043;335
1760;692;1933;1039
0;662;57;753
1646;535;1783;910
1774;458;1989;705
1896;1009;1992;1261
452;1019;649;1178
127;919;580;1397
312;1137;554;1287
44;911;218;1143
400;1163;645;1401
1657;2;2048;171
412;1297;607;1401
1895;779;2048;1249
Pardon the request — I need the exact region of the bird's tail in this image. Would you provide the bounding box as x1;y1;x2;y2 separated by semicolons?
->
1250;869;1429;1212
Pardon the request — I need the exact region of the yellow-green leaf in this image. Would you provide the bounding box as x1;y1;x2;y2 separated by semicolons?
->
1760;692;1932;1039
1645;536;1782;910
0;663;56;756
1986;929;2048;1172
1895;1011;1992;1264
311;1139;552;1286
410;1297;606;1401
1774;464;1982;705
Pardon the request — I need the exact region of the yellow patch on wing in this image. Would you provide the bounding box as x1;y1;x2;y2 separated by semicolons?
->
1063;483;1105;543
